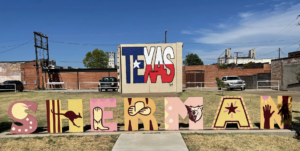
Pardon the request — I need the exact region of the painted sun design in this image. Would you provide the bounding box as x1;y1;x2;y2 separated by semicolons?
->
223;101;240;119
261;96;270;104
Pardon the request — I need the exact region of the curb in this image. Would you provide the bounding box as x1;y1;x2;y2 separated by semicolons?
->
0;129;296;139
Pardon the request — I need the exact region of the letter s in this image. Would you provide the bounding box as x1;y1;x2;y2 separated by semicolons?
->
8;101;38;134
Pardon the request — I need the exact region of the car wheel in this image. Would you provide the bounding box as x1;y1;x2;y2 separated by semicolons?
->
218;87;221;90
230;88;233;90
20;88;23;92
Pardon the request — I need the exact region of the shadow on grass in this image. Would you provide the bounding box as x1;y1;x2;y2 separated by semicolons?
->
0;122;24;133
116;123;161;130
254;123;281;129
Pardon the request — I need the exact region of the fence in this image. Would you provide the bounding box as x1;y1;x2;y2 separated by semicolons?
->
185;82;218;91
0;84;16;93
257;80;279;90
45;82;68;90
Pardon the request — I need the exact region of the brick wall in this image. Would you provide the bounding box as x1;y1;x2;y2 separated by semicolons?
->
21;61;44;90
183;64;271;87
46;70;117;90
19;61;117;90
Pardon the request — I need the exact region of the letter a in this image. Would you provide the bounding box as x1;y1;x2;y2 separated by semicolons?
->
212;96;253;129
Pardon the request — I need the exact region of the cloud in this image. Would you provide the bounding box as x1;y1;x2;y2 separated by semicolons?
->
187;3;300;64
181;30;194;34
181;29;212;35
216;23;227;29
239;12;253;18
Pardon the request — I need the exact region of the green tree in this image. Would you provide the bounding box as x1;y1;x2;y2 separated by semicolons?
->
183;53;204;66
216;77;228;95
83;49;109;68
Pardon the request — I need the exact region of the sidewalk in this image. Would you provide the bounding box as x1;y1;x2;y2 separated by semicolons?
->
112;133;188;151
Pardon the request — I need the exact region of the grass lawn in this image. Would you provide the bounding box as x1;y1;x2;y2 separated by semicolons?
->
182;133;300;151
0;135;118;151
0;90;300;131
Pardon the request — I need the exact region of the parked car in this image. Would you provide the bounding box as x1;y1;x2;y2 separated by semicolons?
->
98;77;118;92
0;80;24;92
218;76;245;91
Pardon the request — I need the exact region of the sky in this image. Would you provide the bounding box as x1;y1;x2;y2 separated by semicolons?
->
0;0;299;68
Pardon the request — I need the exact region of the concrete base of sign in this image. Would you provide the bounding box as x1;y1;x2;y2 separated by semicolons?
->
112;133;188;151
0;128;296;138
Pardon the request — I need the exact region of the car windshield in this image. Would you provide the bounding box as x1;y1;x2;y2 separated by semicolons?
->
227;77;240;80
103;78;109;82
109;78;115;82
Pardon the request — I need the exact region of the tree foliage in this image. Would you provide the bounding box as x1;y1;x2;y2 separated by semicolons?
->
183;53;204;66
83;49;109;68
216;77;228;95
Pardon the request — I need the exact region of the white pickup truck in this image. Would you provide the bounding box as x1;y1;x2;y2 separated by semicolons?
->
218;76;246;91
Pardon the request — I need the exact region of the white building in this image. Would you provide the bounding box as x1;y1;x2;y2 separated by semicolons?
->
218;48;271;64
108;52;115;68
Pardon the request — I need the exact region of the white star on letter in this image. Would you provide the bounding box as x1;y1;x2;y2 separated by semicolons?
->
133;60;141;68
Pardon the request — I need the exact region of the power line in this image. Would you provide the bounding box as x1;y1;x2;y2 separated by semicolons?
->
265;18;298;42
0;42;34;48
0;39;33;54
0;38;32;43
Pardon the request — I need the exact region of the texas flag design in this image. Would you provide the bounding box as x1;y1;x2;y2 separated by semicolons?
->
122;47;175;83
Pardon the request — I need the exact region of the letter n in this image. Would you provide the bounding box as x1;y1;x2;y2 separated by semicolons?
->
260;96;292;129
46;99;83;133
124;98;158;131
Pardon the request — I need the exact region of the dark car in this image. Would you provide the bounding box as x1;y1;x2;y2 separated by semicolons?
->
0;80;24;92
98;77;118;92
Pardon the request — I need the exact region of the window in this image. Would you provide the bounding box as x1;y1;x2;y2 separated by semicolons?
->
227;77;240;80
103;78;109;82
222;77;226;81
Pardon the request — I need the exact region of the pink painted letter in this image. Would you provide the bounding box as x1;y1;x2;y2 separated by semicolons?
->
90;98;117;131
8;101;38;134
165;97;203;130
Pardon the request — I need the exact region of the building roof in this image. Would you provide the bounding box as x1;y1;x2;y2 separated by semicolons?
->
0;60;35;63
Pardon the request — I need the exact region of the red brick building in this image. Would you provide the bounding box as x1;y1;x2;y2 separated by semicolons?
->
182;64;271;88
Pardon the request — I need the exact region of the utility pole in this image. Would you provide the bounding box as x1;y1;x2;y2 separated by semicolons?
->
34;31;49;89
278;48;281;59
234;52;243;65
165;30;167;43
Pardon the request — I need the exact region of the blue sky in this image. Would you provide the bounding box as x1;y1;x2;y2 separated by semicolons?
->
0;0;299;68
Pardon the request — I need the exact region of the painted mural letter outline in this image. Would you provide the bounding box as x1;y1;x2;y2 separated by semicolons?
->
260;96;292;129
46;99;84;133
211;96;253;130
8;101;38;134
90;98;117;132
124;98;158;131
165;97;203;130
